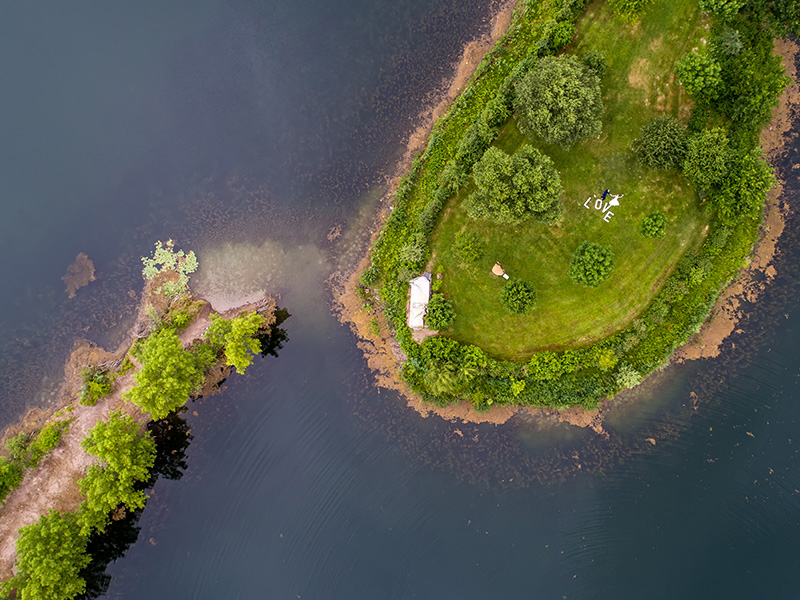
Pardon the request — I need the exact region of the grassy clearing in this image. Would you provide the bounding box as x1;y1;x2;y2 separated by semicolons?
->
429;0;710;360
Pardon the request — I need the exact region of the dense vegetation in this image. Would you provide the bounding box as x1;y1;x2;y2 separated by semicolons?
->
357;0;790;411
568;242;615;287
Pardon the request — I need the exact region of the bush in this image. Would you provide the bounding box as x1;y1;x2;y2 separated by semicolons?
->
712;148;776;223
608;0;654;21
641;211;667;238
426;295;456;330
514;55;603;149
79;368;112;407
568;242;615;287
452;232;485;263
632;116;687;169
500;280;537;315
616;364;642;388
359;265;379;287
0;458;23;503
683;127;732;191
464;145;563;225
581;50;607;79
205;311;267;374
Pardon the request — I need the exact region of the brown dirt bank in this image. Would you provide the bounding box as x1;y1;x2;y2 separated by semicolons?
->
333;31;800;430
0;293;275;580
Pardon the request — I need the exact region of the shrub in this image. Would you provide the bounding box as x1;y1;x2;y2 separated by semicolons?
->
712;148;776;223
581;50;607;79
715;26;743;56
616;364;642;388
608;0;654;21
26;421;69;467
426;295;456;330
359;265;379;287
632;116;688;169
0;458;23;503
500;280;537;315
464;145;563;225
568;242;614;287
452;232;485;263
514;55;603;149
79;368;112;407
683;127;732;191
641;211;667;238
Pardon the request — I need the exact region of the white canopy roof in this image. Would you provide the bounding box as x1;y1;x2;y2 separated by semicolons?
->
407;276;431;330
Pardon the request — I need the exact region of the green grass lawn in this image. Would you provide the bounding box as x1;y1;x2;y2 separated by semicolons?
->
428;0;711;361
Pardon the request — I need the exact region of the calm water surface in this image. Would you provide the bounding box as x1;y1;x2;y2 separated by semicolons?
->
0;2;798;599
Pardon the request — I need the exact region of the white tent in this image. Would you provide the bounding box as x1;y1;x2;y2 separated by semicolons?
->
407;276;431;330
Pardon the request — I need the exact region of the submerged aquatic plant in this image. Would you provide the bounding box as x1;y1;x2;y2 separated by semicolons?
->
141;239;198;298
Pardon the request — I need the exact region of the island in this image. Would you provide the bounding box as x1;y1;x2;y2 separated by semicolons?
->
339;0;799;421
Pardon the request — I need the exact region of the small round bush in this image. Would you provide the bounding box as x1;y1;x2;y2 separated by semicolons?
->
632;116;687;169
568;242;614;287
452;232;485;263
425;294;456;330
582;50;607;79
359;265;379;287
641;211;667;238
500;280;537;315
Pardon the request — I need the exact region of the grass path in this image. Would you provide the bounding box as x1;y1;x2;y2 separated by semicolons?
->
429;0;711;360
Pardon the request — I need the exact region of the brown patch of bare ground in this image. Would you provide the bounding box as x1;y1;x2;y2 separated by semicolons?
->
334;31;799;431
0;292;275;579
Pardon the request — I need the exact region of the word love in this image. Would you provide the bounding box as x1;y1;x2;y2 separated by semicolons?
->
583;195;621;223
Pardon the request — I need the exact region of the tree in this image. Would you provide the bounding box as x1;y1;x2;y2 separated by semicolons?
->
2;510;90;600
464;145;563;225
205;311;266;374
500;280;537;315
514;55;603;149
713;148;776;222
682;127;733;191
568;242;615;287
425;295;456;330
632;116;688;169
125;328;204;420
675;49;723;104
78;411;156;534
699;0;746;19
641;211;667;238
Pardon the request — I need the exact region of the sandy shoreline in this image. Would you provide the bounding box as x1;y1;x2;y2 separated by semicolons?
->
332;20;800;430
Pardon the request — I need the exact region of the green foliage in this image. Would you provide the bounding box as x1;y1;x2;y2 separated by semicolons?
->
581;50;607;79
675;48;723;104
715;25;743;56
205;311;267;374
568;242;615;287
514;55;603;148
616;363;642;388
595;348;619;371
140;239;198;298
712;148;776;223
500;280;537;315
0;457;23;503
26;421;69;467
80;367;112;407
464;145;563;225
125;328;204;420
641;212;668;238
2;510;90;600
359;265;379;287
78;411;156;535
426;294;456;330
682;127;733;191
452;232;485;263
1;420;71;501
608;0;654;21
632;116;688;169
699;0;746;19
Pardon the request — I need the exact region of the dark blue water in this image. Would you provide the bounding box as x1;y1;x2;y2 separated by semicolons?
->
1;2;799;599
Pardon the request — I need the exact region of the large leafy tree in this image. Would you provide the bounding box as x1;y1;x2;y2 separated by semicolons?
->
205;311;266;374
514;55;603;149
675;49;723;104
464;145;563;225
125;328;204;420
2;510;90;600
713;149;776;222
78;411;156;534
632;116;688;169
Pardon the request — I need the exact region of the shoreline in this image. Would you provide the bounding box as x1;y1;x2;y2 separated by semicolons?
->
0;290;275;579
333;23;800;429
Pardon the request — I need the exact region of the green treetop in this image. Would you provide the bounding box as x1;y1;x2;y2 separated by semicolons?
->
464;145;563;225
205;311;267;374
514;55;604;149
2;510;90;600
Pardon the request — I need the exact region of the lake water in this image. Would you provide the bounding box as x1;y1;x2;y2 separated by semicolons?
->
1;1;799;599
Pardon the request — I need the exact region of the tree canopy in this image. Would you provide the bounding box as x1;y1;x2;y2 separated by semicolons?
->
568;242;615;287
2;510;90;600
514;55;603;149
125;328;204;420
675;48;723;104
78;411;156;534
464;145;563;225
682;127;733;191
205;311;266;374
